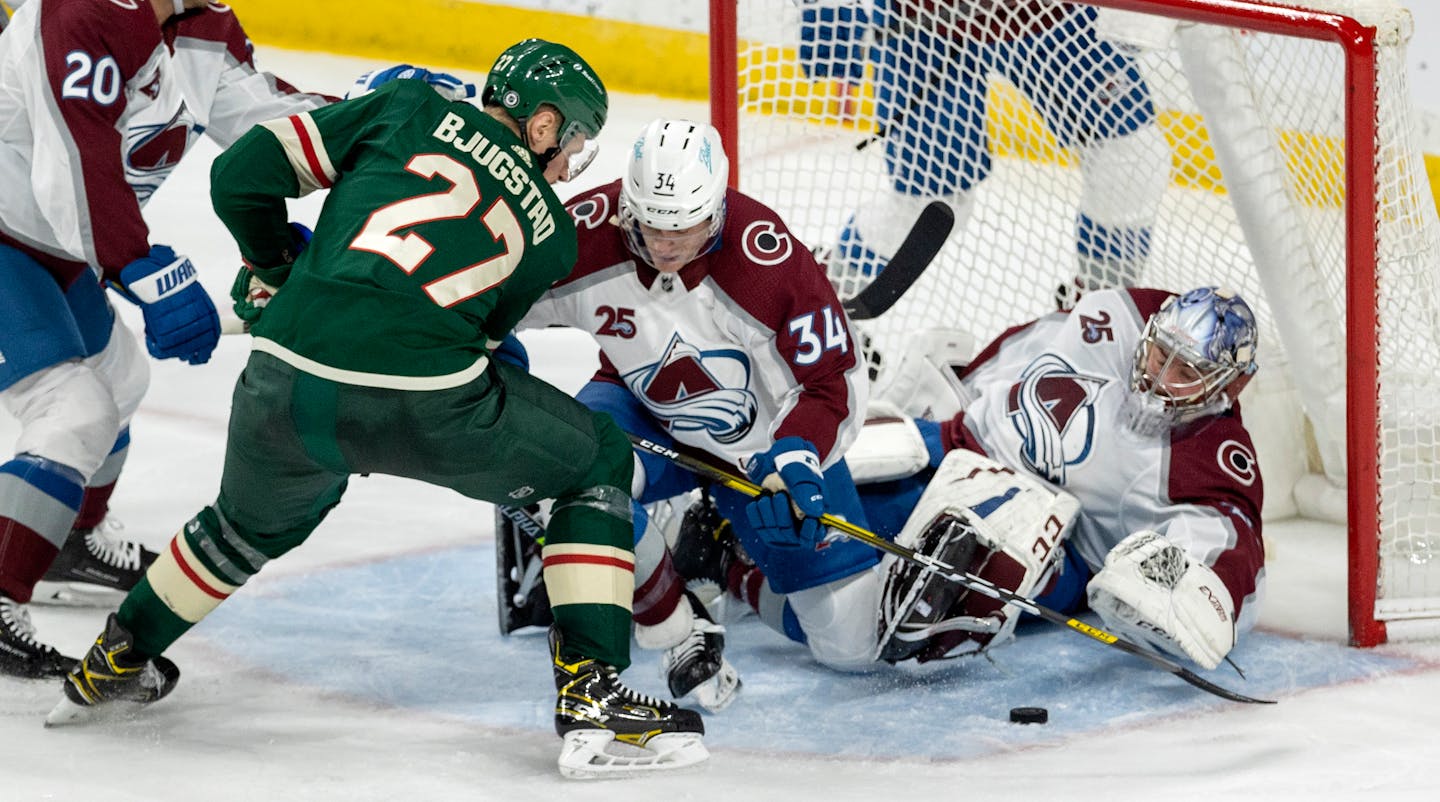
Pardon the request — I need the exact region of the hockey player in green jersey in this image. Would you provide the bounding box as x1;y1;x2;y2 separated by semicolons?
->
47;40;708;779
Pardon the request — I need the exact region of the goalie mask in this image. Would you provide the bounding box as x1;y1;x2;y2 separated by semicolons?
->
1126;286;1258;434
619;119;729;272
482;39;608;181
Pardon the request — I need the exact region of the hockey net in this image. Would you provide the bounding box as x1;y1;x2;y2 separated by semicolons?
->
708;0;1440;646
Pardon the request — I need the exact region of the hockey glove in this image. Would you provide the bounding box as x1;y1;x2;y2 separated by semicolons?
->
113;245;220;365
744;437;827;548
346;64;477;101
1087;531;1238;670
230;223;311;323
744;491;821;549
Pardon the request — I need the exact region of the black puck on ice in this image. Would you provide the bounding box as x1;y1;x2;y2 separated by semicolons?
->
1009;706;1048;724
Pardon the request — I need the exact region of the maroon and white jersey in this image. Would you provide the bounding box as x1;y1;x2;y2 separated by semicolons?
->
0;0;329;286
939;288;1265;620
522;181;869;471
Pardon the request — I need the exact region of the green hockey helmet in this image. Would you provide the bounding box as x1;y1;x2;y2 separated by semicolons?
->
482;39;608;178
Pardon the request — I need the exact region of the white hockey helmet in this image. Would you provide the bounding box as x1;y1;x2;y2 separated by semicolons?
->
619;119;729;268
1125;286;1258;433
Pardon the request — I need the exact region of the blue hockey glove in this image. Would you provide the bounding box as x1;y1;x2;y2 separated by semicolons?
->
231;223;311;323
744;490;822;550
490;332;530;371
744;436;827;547
114;245;220;365
346;64;477;101
798;2;869;81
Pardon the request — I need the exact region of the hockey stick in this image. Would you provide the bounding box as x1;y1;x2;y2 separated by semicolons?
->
626;433;1275;705
219;202;950;330
841;200;955;320
221;317;250;335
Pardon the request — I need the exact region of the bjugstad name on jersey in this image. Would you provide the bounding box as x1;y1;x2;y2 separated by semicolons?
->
432;113;557;245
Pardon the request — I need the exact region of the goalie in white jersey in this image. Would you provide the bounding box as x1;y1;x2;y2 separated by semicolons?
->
514;119;874;702
713;285;1264;673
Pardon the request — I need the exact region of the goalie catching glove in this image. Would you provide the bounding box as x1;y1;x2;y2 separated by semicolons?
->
878;448;1078;662
1086;530;1237;670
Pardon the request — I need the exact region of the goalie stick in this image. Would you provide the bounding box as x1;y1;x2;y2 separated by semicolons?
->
626;433;1276;705
841;200;954;321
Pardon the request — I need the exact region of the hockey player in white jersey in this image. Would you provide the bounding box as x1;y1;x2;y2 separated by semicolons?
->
800;1;1168;305
717;285;1264;672
513;118;877;697
0;0;336;678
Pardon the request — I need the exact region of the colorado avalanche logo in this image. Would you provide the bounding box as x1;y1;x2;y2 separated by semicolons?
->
567;194;609;231
1005;353;1109;484
622;333;758;444
125;106;196;203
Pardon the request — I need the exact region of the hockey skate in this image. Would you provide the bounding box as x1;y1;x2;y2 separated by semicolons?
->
668;491;750;624
34;519;158;606
551;627;708;779
0;593;77;679
661;591;740;712
45;612;180;726
495;503;554;635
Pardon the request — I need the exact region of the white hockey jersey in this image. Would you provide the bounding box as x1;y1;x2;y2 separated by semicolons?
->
0;0;329;286
943;288;1265;621
522;181;869;471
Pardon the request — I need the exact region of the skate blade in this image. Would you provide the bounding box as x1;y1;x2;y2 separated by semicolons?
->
31;580;127;608
557;730;709;780
692;661;742;713
45;694;97;727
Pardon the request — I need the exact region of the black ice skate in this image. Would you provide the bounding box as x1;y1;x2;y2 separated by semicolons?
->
0;593;77;679
670;491;750;625
550;627;708;779
661;591;740;712
34;520;158;606
669;491;735;587
45;612;180;727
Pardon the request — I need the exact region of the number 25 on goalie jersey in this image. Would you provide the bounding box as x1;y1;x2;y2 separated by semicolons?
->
211;79;577;382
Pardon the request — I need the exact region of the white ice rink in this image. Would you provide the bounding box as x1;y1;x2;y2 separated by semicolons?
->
3;48;1440;801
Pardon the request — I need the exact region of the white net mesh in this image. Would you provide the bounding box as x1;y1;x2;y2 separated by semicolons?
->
719;0;1440;640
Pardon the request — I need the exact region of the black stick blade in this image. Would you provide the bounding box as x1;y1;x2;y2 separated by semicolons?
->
842;200;955;320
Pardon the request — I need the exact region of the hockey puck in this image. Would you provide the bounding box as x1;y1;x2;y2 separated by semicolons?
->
1009;706;1048;725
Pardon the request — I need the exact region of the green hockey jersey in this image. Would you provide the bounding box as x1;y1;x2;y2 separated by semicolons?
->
211;79;577;387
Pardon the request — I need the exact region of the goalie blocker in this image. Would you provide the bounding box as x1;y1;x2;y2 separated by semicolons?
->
878;448;1079;662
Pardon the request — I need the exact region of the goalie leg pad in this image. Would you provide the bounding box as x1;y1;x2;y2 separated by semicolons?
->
879;449;1079;661
1086;530;1237;670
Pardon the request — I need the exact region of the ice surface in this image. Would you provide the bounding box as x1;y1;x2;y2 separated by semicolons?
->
3;48;1439;801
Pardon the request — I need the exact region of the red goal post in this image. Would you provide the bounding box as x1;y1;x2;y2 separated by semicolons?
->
708;0;1440;647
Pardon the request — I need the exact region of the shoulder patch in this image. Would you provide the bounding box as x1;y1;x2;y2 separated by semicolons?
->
1216;439;1258;487
740;219;793;266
